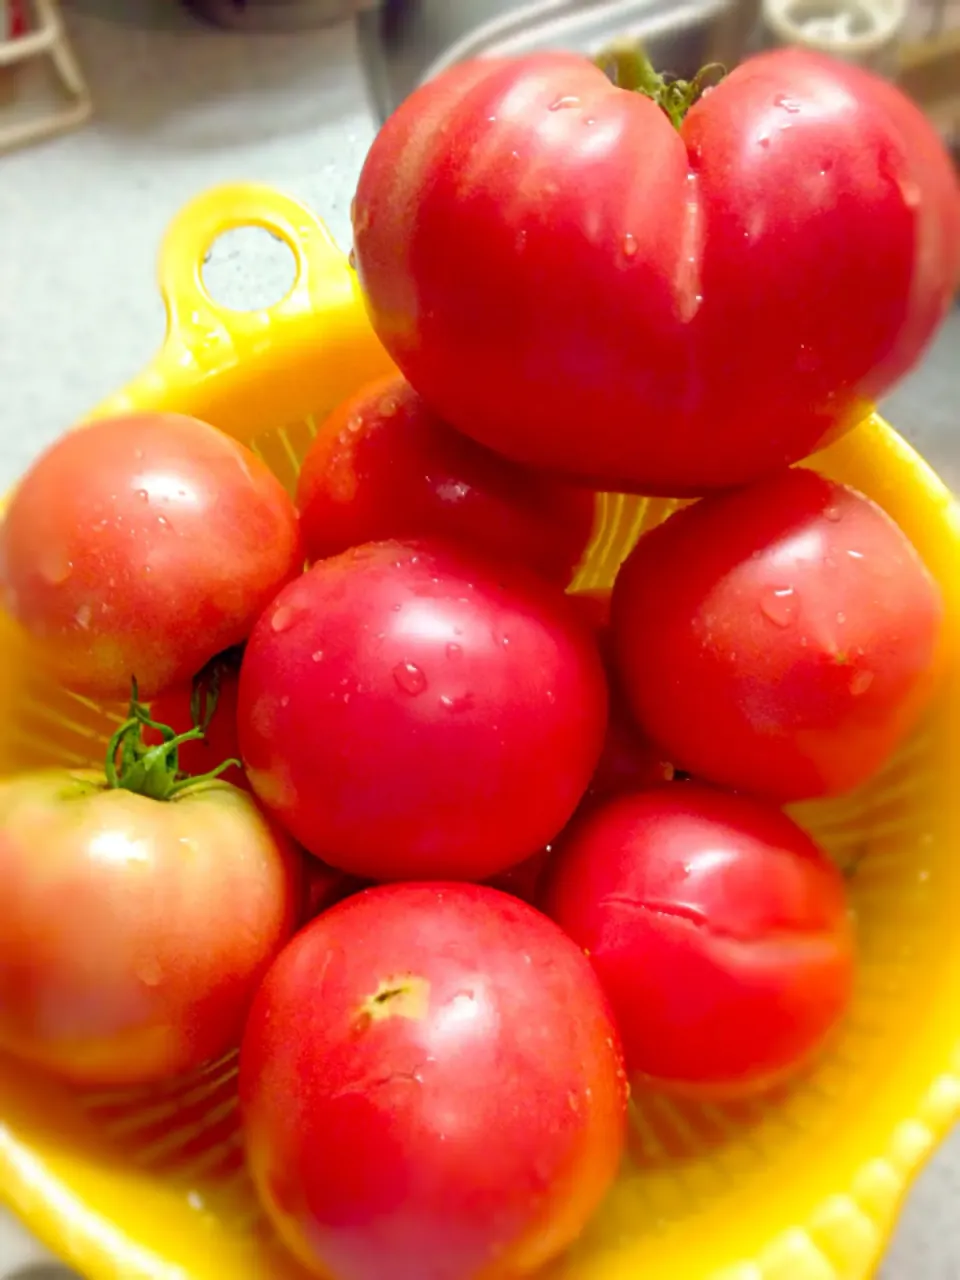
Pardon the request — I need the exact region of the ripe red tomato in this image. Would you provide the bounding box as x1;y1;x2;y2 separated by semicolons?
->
238;539;608;881
297;375;594;584
240;882;628;1280
611;468;943;801
0;413;303;698
0;770;302;1086
145;652;247;790
353;49;960;494
542;785;854;1096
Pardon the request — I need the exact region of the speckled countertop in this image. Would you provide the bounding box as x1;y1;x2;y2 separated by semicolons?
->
0;3;957;1277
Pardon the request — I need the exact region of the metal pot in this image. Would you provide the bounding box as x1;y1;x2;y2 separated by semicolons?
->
184;0;379;31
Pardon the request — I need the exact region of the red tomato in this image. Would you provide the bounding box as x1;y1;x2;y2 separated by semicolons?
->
542;785;854;1096
611;468;943;801
238;539;608;881
240;882;628;1280
297;375;594;584
0;770;302;1086
353;49;960;495
146;654;247;790
0;413;303;698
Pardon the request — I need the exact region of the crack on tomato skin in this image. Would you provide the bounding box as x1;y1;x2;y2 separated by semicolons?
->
598;894;843;944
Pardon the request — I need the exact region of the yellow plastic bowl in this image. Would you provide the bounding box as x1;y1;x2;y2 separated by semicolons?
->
0;183;958;1280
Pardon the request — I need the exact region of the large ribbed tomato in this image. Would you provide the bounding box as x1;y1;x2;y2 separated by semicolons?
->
353;49;960;494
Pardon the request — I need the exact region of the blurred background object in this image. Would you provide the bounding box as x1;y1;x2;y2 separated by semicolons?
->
184;0;380;30
898;0;960;166
0;0;91;152
761;0;908;73
357;0;762;122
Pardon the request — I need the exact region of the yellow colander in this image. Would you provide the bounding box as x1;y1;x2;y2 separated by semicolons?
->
0;183;958;1280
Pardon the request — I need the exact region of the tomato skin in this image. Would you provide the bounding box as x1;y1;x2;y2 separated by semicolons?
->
239;882;628;1280
354;50;960;494
146;664;247;790
238;539;608;881
611;468;943;801
542;786;854;1095
0;772;302;1086
0;413;303;698
297;375;594;584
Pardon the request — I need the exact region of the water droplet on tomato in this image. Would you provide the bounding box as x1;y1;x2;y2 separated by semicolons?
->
849;669;874;696
271;605;296;634
760;586;797;628
545;690;556;705
847;548;864;560
280;695;290;708
501;635;511;647
758;133;771;148
900;179;921;210
775;94;802;113
393;661;427;696
312;650;324;663
836;611;847;625
135;488;149;503
823;505;843;522
75;604;92;630
446;643;462;660
137;957;163;987
550;94;580;111
622;232;638;259
40;549;73;586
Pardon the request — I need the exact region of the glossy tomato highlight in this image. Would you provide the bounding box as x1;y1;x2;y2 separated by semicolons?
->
240;882;628;1280
0;413;303;699
297;375;594;584
611;468;943;801
353;49;960;493
543;785;854;1095
238;539;608;881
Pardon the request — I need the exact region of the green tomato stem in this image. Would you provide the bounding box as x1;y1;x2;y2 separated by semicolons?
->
105;673;241;801
596;40;726;128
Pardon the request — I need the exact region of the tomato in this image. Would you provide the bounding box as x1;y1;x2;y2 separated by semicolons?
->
0;413;303;698
542;785;854;1096
353;49;960;495
0;769;302;1086
611;468;943;801
297;375;594;585
238;539;608;881
240;882;628;1280
145;652;247;790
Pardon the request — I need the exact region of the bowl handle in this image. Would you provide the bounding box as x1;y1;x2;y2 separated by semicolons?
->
85;183;394;441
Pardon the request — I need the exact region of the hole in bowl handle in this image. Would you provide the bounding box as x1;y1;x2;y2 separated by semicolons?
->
156;182;350;355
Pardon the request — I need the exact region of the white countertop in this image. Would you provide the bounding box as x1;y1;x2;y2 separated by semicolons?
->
0;3;957;1276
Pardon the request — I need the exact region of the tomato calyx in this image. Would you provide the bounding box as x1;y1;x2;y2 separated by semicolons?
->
106;665;241;801
597;40;725;129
